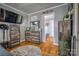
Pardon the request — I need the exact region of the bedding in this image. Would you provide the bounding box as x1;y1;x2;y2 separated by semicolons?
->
0;45;12;56
10;45;41;56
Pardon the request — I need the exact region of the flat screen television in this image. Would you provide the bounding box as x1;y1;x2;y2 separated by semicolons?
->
5;10;18;23
5;10;23;24
0;8;23;24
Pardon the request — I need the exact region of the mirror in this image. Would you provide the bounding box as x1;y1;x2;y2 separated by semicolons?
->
30;21;40;31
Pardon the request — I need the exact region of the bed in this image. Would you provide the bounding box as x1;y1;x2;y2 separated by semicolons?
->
0;45;12;56
0;45;41;56
10;45;41;56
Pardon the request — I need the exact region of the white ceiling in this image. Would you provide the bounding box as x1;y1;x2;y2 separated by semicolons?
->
5;3;63;14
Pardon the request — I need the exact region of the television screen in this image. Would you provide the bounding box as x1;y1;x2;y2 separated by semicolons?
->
0;8;23;24
5;10;18;23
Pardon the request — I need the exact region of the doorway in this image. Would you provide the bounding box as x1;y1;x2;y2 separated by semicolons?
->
43;12;54;42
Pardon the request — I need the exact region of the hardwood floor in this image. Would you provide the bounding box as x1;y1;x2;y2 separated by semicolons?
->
6;36;59;56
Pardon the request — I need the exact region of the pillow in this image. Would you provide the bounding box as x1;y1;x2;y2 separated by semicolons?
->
0;45;12;56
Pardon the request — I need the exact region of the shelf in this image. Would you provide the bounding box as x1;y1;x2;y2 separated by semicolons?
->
9;24;20;48
10;40;20;44
25;31;40;43
25;21;40;44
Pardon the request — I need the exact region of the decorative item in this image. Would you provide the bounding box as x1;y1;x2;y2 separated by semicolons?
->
63;14;70;21
0;24;8;48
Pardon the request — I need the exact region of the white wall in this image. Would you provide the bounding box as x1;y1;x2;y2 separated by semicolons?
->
54;4;68;45
0;27;3;42
20;16;28;42
28;4;68;45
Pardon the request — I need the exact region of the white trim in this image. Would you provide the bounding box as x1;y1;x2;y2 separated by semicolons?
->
0;3;28;16
28;3;68;15
74;3;78;56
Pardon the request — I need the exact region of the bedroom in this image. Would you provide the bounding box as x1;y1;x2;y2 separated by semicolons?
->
0;3;78;56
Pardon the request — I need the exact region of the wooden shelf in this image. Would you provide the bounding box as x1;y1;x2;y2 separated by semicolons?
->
25;30;40;44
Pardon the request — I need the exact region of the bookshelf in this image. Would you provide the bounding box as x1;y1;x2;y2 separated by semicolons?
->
9;24;20;47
